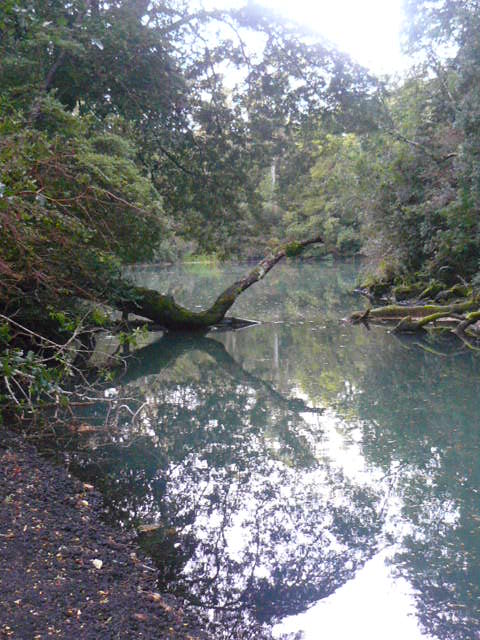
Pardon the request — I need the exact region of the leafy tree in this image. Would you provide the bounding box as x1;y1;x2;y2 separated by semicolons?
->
355;0;480;285
280;132;364;255
0;0;380;346
0;0;377;253
0;98;168;315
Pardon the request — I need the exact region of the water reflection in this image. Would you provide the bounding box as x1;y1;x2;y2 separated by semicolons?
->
275;549;433;640
51;261;480;639
68;332;383;638
225;321;480;640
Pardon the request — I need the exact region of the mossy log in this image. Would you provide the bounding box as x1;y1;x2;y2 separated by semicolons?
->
117;236;323;330
349;297;480;334
350;299;477;323
434;283;471;302
417;281;445;300
365;280;470;305
393;281;471;304
455;310;480;334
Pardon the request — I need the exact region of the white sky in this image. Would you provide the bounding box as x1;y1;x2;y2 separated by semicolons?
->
206;0;408;75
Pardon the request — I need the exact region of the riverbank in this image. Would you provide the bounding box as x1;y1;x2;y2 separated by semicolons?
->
0;429;208;640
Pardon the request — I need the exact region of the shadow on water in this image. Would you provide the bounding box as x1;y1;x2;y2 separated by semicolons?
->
37;261;480;640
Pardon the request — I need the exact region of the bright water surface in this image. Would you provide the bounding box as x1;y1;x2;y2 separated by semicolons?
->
72;260;480;640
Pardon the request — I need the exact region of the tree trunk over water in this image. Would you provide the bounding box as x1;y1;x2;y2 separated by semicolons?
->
118;236;323;330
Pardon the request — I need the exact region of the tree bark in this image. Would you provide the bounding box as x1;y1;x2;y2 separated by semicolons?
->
118;236;323;330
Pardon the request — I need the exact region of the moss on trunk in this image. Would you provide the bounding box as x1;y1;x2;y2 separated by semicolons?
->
117;236;323;330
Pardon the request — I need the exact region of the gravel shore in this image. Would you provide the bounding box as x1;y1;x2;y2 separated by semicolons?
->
0;430;208;640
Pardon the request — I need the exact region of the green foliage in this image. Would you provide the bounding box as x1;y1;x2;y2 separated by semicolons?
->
285;242;303;258
355;0;480;284
47;308;76;333
6;0;480;418
262;0;480;289
0;97;169;314
0;342;65;410
117;326;149;349
278;132;364;256
89;308;110;328
0;0;380;256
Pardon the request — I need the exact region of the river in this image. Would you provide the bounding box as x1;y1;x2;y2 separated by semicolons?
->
68;259;480;640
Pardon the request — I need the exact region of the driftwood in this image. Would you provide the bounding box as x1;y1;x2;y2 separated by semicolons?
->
117;236;323;330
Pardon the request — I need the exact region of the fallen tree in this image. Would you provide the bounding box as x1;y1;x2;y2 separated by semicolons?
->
0;236;324;412
349;294;480;337
117;236;323;330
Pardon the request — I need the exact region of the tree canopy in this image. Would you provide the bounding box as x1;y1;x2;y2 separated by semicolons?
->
0;0;378;325
3;0;480;400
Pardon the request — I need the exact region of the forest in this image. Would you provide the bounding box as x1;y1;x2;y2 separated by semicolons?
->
1;0;480;409
2;2;480;639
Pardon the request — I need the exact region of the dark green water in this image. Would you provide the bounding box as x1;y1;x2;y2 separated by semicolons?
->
71;260;480;640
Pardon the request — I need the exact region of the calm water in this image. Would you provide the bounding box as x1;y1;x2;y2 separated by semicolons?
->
69;260;480;640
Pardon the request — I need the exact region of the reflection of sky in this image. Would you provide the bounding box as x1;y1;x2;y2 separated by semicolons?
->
105;261;478;638
269;403;456;640
156;394;417;634
168;389;454;638
274;548;433;640
267;404;450;640
178;455;354;589
123;352;460;638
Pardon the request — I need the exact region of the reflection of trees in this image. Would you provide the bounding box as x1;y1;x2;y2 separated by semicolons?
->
220;310;480;640
351;336;480;640
41;257;480;639
132;260;360;324
154;445;380;628
56;333;383;639
277;323;480;640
